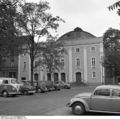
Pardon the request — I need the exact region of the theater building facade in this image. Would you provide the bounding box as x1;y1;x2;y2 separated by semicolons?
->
18;27;104;85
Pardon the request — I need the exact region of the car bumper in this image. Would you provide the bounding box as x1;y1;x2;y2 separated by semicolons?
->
28;90;35;94
66;102;71;107
9;92;20;95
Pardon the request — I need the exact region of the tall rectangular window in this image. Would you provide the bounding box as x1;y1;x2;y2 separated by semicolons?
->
76;58;80;68
76;48;80;53
92;72;96;78
61;59;64;70
23;62;26;71
91;57;96;67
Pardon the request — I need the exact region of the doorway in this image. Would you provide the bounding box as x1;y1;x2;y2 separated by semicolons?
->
47;73;51;81
54;73;58;82
76;72;82;83
61;73;66;82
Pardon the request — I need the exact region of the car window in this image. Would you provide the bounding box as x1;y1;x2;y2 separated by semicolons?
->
94;89;110;96
11;79;17;84
112;89;120;97
3;80;8;84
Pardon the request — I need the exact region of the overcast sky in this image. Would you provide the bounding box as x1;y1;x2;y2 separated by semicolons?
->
27;0;120;37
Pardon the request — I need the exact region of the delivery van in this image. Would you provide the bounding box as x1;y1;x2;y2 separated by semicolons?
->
0;77;21;97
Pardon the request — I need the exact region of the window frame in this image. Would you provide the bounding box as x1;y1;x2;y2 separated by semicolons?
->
75;48;80;53
76;58;80;68
91;57;96;68
92;72;96;78
91;46;96;52
61;59;64;70
93;88;111;97
112;89;120;97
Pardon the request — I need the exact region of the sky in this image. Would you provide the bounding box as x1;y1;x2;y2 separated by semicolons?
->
26;0;120;37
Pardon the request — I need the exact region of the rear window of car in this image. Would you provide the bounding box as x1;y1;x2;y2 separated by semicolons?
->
94;88;110;96
112;89;120;97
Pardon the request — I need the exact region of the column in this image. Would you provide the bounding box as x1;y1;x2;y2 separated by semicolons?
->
83;46;88;83
68;48;73;83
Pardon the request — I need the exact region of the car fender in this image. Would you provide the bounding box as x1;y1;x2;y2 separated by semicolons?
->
70;98;90;111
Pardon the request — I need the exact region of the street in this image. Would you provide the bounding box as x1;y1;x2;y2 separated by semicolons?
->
0;86;119;116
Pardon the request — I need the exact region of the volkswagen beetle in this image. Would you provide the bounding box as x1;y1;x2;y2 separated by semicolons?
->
66;85;120;115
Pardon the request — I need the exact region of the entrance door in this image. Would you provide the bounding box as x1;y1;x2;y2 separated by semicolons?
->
54;73;58;82
76;72;81;83
47;73;51;81
61;73;66;82
34;73;38;81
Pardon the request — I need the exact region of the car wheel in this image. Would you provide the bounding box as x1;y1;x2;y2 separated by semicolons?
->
2;91;8;97
72;102;85;115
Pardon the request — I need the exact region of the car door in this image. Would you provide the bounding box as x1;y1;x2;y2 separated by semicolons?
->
90;88;112;112
111;89;120;112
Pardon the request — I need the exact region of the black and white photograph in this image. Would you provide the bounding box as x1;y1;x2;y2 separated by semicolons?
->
0;0;120;117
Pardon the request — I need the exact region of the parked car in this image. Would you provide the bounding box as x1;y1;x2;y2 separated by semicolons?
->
66;85;120;115
35;81;48;93
20;81;36;95
56;81;71;89
53;82;61;91
44;81;55;91
0;77;21;97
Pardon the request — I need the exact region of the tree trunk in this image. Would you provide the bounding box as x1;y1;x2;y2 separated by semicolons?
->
30;35;35;86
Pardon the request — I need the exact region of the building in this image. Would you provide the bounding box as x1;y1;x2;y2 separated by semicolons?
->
18;27;104;85
0;56;18;78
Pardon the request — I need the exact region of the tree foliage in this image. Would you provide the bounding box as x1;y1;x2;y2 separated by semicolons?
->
103;28;120;77
0;0;18;56
108;1;120;15
37;39;66;76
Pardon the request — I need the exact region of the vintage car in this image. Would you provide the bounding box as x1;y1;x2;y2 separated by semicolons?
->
53;82;61;91
0;77;21;97
44;81;55;91
20;81;36;95
35;81;48;93
66;85;120;115
56;81;71;89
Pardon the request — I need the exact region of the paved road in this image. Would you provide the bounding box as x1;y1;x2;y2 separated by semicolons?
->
0;86;119;116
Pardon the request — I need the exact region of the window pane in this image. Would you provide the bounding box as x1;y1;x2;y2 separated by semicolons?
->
94;89;110;96
112;89;120;97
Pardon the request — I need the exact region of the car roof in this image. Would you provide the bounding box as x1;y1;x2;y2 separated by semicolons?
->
0;77;16;80
95;85;120;90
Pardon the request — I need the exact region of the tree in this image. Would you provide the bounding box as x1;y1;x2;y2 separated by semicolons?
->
103;28;120;80
0;0;17;56
35;38;66;81
108;1;120;14
16;1;64;85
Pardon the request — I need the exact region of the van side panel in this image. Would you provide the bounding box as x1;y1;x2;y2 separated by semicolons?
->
0;85;4;94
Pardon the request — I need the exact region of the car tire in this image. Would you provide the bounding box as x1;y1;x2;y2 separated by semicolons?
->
2;91;8;97
72;102;85;115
